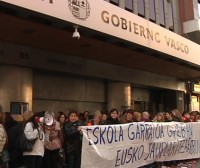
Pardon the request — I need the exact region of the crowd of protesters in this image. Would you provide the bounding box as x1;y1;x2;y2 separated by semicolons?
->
78;109;200;168
79;108;200;125
0;108;199;168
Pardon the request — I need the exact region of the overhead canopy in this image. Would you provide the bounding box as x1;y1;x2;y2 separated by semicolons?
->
0;0;200;80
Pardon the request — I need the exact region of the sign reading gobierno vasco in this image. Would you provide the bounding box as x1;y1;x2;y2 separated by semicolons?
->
1;0;200;66
80;122;200;168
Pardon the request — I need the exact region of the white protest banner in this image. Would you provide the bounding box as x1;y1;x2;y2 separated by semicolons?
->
80;122;200;168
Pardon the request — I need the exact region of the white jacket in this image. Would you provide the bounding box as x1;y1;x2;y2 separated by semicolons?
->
23;122;45;157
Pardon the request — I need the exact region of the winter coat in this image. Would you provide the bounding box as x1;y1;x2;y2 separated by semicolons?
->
43;121;63;150
6;119;23;167
63;120;83;154
23;122;45;157
106;117;120;125
0;124;7;155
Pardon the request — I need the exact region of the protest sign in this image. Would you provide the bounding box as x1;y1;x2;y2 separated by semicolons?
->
81;122;200;168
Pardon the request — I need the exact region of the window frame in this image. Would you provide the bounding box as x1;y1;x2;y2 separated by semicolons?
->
110;0;119;6
125;0;134;12
159;0;166;27
138;0;145;18
168;0;174;31
149;0;156;22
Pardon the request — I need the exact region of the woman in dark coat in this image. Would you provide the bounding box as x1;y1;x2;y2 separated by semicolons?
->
63;110;84;168
106;108;120;125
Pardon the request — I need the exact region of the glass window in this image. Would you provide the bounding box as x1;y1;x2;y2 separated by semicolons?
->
125;0;133;12
168;1;174;30
138;0;145;17
149;0;156;22
159;0;165;26
110;0;119;6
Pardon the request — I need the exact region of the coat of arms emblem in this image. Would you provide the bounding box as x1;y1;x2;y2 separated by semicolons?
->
68;0;90;20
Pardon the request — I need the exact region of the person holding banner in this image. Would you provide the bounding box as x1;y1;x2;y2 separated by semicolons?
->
120;109;133;124
100;112;108;125
154;112;165;122
171;109;183;122
164;111;173;122
133;111;142;122
106;108;120;125
63;110;84;168
86;111;102;126
190;111;198;122
182;111;191;122
141;111;150;122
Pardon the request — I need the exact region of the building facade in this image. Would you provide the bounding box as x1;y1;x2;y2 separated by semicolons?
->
0;0;200;115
